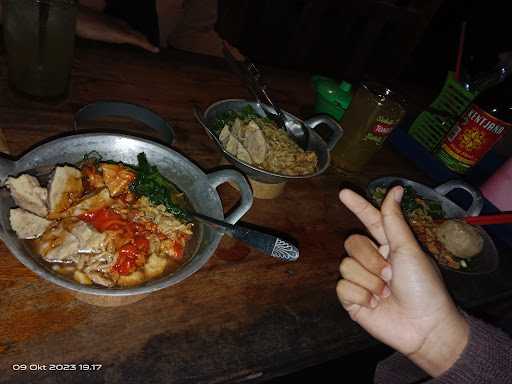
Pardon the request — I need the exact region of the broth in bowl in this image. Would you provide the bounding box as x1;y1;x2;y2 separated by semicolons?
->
5;152;194;288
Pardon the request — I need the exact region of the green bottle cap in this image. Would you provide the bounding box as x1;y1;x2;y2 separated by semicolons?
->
312;75;352;108
312;75;352;120
339;81;352;93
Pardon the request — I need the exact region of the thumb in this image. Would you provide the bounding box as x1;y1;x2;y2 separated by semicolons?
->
381;186;422;256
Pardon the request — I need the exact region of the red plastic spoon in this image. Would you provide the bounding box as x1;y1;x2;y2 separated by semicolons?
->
464;213;512;226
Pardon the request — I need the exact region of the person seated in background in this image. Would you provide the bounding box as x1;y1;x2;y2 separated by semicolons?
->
337;186;512;383
79;0;243;58
0;0;243;58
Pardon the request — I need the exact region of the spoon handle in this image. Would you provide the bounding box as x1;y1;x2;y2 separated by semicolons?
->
230;226;299;262
191;212;299;261
465;213;512;225
223;45;287;127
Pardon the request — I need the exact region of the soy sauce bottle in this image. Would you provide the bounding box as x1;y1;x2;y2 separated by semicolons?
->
436;77;512;174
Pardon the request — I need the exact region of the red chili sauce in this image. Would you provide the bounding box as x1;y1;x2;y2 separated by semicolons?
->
79;207;149;275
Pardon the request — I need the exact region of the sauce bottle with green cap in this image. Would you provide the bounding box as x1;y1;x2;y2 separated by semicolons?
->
312;75;352;121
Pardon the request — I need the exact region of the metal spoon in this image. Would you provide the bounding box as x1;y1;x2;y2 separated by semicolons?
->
223;45;309;149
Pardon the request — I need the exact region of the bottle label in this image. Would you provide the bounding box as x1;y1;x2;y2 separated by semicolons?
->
364;121;395;144
437;104;511;172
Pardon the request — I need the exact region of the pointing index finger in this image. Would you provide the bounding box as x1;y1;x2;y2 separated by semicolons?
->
339;189;388;246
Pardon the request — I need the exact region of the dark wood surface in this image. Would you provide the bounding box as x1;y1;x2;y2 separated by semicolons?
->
0;40;511;384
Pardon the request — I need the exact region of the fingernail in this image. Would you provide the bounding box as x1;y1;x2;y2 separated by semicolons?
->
381;286;391;298
381;266;392;282
370;298;378;308
339;189;349;202
394;187;404;203
379;244;390;259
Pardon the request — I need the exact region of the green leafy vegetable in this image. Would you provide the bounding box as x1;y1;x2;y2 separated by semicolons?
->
130;153;191;222
213;105;270;132
372;185;444;219
371;187;387;205
401;186;443;219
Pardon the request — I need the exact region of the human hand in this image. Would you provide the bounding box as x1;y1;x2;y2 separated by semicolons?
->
336;187;469;377
76;6;159;53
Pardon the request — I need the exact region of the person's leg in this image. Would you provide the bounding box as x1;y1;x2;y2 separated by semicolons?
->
156;0;184;48
164;0;243;59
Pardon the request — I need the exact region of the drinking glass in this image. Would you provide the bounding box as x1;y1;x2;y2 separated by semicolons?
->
2;0;77;100
331;82;406;173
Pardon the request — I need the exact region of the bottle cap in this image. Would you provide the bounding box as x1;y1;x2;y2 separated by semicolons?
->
339;81;352;93
312;75;352;109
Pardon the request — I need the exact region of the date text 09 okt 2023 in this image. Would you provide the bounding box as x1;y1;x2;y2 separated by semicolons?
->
12;363;102;371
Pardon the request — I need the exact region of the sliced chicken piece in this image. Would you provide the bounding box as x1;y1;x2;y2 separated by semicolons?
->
5;174;48;217
9;208;52;239
225;134;240;155
69;221;106;253
41;229;80;263
48;166;84;217
84;251;117;274
35;218;81;263
236;142;253;164
219;124;231;144
231;118;244;139
225;134;253;164
244;120;267;164
61;188;113;218
100;163;136;197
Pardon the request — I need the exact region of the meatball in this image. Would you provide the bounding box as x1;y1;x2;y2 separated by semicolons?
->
435;220;484;259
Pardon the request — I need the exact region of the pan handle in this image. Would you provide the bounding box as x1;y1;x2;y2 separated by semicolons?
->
434;180;484;217
74;101;175;145
207;169;253;225
304;115;344;151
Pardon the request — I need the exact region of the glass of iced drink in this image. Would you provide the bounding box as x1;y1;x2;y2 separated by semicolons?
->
2;0;77;100
331;82;406;173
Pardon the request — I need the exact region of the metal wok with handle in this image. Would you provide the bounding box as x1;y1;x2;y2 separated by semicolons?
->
0;133;254;296
367;177;498;275
196;99;344;184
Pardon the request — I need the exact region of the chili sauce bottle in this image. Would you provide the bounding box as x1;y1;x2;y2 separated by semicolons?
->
436;78;512;174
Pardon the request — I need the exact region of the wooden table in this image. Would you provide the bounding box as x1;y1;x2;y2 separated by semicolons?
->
1;39;511;384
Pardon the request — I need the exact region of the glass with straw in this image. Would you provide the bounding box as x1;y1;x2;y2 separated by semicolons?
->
2;0;78;100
